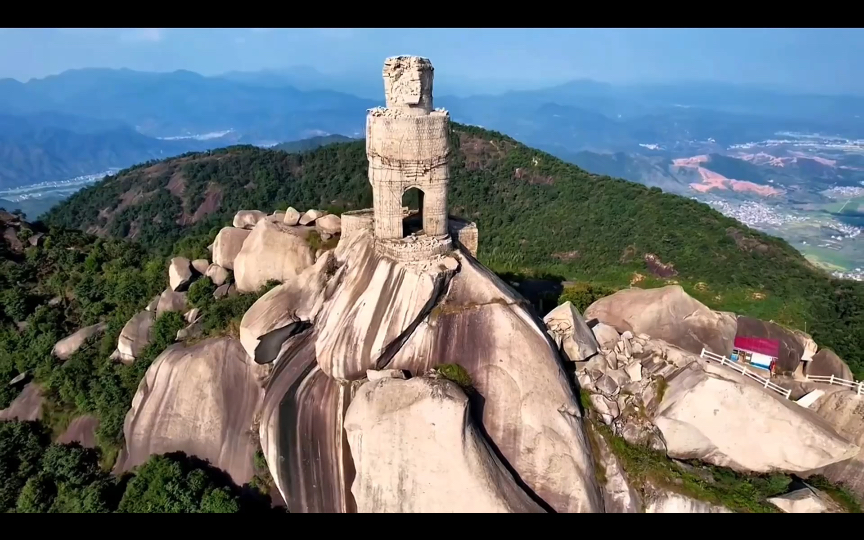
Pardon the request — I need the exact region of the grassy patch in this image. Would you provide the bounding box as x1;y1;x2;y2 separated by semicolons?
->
655;377;669;403
598;423;789;513
808;476;863;513
306;230;339;252
435;363;473;392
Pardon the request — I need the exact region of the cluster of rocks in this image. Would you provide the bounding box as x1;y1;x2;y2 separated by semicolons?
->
540;289;862;513
0;210;44;254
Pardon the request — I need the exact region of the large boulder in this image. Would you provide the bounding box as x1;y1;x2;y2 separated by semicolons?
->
544;301;599;362
233;210;267;229
212;227;251;271
768;487;830;513
653;363;859;474
168;257;193;291
117;310;155;363
345;375;545;513
205;263;230;287
191;259;210;275
239;252;332;362
314;232;457;381
299;209;326;226
116;338;264;486
51;323;107;361
316;214;342;236
233;219;315;292
0;383;43;421
810;390;864;500
283;207;301;226
806;349;854;381
584;285;737;357
385;238;603;513
155;288;187;316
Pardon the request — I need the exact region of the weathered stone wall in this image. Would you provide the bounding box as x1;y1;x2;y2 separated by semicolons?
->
367;56;451;243
375;234;453;263
448;217;478;257
341;209;375;239
382;56;434;114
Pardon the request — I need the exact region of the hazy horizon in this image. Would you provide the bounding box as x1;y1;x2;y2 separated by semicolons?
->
2;28;864;97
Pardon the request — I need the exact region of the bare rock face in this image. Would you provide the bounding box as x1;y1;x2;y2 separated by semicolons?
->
806;349;854;381
205;263;230;286
57;415;99;448
314;232;456;381
0;383;43;421
52;323;107;361
233;219;315;293
299;209;326;226
544;301;599;362
117;310;155;363
316;214;342;236
591;426;640;513
768;487;829;513
233;210;267;229
212;227;252;271
269;212;286;223
810;390;864;500
584;285;737;357
213;283;236;299
239;253;332;361
117;338;263;486
345;376;545;513
591;322;620;349
654;364;858;474
155;288;187;317
283;207;301;226
168;257;193;291
191;258;210;275
385;243;603;513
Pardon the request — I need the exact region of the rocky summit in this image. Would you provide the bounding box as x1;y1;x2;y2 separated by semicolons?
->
2;55;864;514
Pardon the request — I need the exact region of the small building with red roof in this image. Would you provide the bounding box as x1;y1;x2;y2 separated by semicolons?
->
731;336;781;372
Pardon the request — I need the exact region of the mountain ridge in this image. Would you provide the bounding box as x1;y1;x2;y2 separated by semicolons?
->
43;123;864;375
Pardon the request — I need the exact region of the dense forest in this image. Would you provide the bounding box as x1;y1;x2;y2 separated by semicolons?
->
43;124;864;377
0;216;278;512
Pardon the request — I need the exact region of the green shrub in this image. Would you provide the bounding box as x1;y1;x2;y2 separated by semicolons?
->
435;364;473;392
558;282;618;313
187;277;216;309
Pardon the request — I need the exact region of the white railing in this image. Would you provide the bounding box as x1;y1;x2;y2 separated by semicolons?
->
700;348;793;399
804;374;864;396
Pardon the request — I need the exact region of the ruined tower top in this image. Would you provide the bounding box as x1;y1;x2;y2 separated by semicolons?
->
382;56;434;115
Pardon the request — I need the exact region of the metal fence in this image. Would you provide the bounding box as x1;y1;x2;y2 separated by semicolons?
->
804;374;864;396
700;348;793;399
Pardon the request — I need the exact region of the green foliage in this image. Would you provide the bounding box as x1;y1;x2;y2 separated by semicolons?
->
807;475;862;513
117;453;241;513
0;419;269;513
435;363;473;392
187;277;216;310
558;282;619;313
0;421;51;512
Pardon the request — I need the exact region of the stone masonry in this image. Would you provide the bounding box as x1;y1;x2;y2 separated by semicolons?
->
367;56;451;241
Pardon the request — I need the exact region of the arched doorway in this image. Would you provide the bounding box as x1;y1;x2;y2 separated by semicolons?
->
402;187;425;237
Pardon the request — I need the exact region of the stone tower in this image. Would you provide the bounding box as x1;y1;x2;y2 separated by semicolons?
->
366;56;451;241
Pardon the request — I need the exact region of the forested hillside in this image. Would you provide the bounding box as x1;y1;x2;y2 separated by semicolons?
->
44;124;864;375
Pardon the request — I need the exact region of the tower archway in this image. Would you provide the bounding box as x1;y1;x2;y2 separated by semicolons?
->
402;187;425;237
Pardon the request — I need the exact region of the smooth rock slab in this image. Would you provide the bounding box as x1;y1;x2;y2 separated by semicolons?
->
117;338;263;486
233;210;267;229
345;376;544;513
52;323;106;361
768;487;828;513
117;310;155;363
205;263;231;286
155;288;187;317
57;415;99;448
0;383;43;421
654;365;859;474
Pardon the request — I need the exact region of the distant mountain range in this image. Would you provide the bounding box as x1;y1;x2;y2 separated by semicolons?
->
273;134;355;153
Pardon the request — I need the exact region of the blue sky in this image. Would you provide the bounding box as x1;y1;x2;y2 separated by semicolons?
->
2;28;863;95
